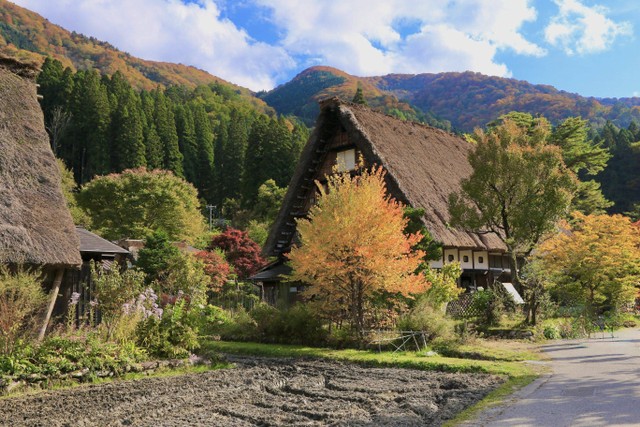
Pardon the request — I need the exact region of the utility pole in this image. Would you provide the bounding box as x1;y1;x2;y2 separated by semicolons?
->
206;205;215;231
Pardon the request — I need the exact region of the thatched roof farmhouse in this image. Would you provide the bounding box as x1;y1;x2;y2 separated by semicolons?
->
258;98;512;304
0;56;81;338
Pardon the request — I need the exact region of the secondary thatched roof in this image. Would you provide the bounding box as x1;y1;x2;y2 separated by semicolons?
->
265;98;506;257
0;56;81;267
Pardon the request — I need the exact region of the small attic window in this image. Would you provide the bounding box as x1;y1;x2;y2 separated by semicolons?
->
336;148;356;172
463;255;469;263
447;254;454;262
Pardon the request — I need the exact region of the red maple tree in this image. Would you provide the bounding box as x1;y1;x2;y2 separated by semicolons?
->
208;228;265;280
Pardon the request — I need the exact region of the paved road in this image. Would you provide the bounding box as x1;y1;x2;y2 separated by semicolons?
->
465;327;640;427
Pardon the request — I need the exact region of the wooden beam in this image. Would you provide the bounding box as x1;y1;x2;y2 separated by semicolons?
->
38;268;64;342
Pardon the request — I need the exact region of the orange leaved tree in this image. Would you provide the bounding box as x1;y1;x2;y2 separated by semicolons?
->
287;166;430;338
537;212;640;315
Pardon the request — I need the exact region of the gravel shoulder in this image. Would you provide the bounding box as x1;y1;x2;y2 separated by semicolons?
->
0;355;504;426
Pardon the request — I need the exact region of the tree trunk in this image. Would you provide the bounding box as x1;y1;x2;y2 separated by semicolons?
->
38;268;65;342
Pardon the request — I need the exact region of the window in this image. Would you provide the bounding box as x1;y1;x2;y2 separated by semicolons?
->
463;255;469;263
336;148;356;172
447;254;454;262
478;256;484;264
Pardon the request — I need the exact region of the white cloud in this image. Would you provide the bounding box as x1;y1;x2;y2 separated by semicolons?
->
10;0;548;88
11;0;293;90
257;0;544;78
544;0;632;55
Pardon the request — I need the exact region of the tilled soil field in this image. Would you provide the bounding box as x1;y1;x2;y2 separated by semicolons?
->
0;356;504;426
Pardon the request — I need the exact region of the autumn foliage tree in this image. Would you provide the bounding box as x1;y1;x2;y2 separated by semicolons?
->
536;212;640;315
287;166;430;337
448;118;576;323
194;249;231;291
208;228;265;280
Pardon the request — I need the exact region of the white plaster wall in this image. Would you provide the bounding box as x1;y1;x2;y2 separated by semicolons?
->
474;251;489;270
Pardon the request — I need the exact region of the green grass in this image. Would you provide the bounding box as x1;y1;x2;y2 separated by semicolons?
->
204;339;544;377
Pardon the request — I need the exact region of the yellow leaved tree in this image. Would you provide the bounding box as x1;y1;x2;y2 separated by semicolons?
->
287;166;430;338
537;212;640;314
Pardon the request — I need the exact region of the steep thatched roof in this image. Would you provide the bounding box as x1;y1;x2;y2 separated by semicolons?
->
0;56;81;267
265;98;506;257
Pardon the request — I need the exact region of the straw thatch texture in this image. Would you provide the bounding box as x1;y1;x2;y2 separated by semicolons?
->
0;58;81;267
339;101;506;251
265;98;506;257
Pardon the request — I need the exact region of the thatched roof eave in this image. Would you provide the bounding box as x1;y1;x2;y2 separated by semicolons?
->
0;58;81;268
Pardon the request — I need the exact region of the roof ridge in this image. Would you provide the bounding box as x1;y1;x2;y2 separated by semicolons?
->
318;97;462;139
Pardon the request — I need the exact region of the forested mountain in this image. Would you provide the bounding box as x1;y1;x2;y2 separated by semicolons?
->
263;67;640;133
0;0;270;115
2;0;639;218
260;66;451;130
37;58;308;214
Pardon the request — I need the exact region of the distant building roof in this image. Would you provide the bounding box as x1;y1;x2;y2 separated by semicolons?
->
249;261;292;282
76;227;129;255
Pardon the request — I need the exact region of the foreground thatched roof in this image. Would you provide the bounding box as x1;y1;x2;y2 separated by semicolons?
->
265;98;506;257
0;56;81;267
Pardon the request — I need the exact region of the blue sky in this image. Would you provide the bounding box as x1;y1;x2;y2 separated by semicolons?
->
10;0;640;98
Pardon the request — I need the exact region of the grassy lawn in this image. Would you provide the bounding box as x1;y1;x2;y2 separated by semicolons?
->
204;338;548;425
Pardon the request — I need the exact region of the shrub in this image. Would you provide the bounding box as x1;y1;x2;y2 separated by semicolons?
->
197;305;233;337
210;303;328;346
471;290;503;326
423;263;463;309
0;335;147;379
136;297;200;359
0;267;46;355
280;304;328;346
217;308;258;342
248;303;282;342
194;249;231;292
92;262;145;340
161;253;210;305
543;324;560;340
396;297;455;342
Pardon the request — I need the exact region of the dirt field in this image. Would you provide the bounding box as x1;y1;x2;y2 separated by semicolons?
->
0;356;504;426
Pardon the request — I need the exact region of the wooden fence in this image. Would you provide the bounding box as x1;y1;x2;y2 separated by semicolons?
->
446;293;482;318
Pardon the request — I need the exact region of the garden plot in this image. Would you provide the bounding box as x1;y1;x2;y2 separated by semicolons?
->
0;356;503;426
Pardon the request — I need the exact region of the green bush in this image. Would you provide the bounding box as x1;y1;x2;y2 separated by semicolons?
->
136;298;200;359
471;290;503;326
0;267;46;355
92;262;145;340
280;304;328;345
543;324;560;340
214;303;328;346
197;305;233;337
396;297;455;342
0;335;147;379
326;326;360;349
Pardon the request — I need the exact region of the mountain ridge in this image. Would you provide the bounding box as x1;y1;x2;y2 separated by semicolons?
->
3;0;640;132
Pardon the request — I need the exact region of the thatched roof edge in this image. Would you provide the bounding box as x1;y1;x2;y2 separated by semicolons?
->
0;61;81;267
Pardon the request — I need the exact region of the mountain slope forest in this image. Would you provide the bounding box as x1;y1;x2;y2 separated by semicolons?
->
0;0;270;114
37;58;309;214
1;0;639;218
